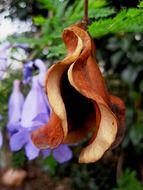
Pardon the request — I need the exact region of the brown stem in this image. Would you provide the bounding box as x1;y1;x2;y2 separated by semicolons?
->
83;0;88;25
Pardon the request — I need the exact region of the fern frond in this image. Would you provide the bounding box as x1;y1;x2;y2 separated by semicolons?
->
89;8;143;38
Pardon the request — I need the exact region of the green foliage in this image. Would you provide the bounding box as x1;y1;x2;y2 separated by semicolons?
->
9;0;116;59
89;8;143;38
12;150;27;169
41;155;58;175
113;169;143;190
138;0;143;8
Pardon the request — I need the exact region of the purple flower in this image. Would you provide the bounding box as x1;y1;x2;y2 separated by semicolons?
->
10;113;73;162
34;59;46;87
10;76;50;160
10;76;72;163
23;61;34;84
10;125;73;162
7;80;24;133
21;76;50;128
10;128;40;160
42;144;73;164
0;131;3;148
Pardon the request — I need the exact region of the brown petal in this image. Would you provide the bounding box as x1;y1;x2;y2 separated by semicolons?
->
68;57;118;163
79;103;117;163
32;112;64;149
32;27;83;149
66;26;118;163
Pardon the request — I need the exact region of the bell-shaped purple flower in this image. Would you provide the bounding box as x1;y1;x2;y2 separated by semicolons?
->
7;80;24;133
9;76;72;162
21;76;50;128
10;76;50;160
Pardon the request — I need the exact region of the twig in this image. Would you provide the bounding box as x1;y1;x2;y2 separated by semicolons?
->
83;0;89;25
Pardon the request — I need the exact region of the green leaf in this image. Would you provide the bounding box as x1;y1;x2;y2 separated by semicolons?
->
113;169;143;190
47;44;66;59
138;0;143;8
89;9;143;38
33;15;46;25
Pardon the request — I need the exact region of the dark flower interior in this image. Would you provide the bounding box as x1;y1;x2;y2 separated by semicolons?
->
60;69;95;132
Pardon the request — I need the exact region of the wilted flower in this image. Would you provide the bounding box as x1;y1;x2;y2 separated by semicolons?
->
32;23;125;163
7;80;24;133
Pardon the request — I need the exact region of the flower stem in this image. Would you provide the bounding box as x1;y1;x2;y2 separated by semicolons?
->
83;0;88;25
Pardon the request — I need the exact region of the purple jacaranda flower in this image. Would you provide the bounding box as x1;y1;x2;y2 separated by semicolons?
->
0;130;3;148
21;76;50;128
23;61;34;84
42;144;73;164
10;128;40;160
7;80;24;133
10;125;73;163
10;112;73;162
10;76;50;160
10;76;72;162
34;59;46;87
